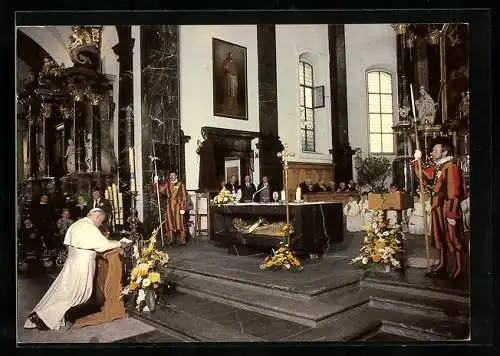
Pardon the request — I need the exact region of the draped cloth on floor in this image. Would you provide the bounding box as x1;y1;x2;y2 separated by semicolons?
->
24;217;121;330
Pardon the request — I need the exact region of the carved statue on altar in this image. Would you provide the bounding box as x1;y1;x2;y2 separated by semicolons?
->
85;133;93;172
415;86;437;125
65;139;75;174
457;90;469;119
38;145;45;175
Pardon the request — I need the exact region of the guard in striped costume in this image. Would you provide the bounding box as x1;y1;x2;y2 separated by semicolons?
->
158;170;188;245
413;137;466;280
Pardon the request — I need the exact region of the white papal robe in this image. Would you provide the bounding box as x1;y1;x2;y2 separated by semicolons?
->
24;217;121;330
343;201;362;232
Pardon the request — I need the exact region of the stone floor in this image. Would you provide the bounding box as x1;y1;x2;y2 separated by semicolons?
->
16;230;469;344
16;275;182;344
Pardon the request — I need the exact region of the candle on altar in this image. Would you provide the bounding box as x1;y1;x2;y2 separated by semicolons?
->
112;183;119;222
130;176;136;192
281;190;285;202
129;147;135;172
104;188;110;200
295;187;301;202
118;192;123;222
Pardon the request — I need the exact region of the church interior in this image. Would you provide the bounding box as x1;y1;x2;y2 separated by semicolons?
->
16;23;471;343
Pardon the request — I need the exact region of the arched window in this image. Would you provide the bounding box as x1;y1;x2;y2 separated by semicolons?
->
367;70;394;154
299;61;315;152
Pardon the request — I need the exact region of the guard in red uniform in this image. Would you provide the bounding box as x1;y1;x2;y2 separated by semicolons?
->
158;170;188;245
413;137;466;280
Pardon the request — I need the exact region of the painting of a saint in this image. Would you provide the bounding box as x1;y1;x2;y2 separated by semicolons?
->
213;38;247;120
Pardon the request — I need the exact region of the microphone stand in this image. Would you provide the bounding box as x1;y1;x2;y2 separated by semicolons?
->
252;185;266;202
410;83;431;273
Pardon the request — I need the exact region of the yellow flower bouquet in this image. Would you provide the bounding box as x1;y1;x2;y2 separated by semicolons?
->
211;190;236;207
259;242;304;272
121;225;170;312
350;208;405;273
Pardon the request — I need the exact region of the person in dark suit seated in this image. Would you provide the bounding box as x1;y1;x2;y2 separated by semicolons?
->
326;181;337;192
32;194;56;250
348;179;358;192
224;175;240;195
313;180;328;192
72;195;90;220
240;175;257;202
337;181;349;192
299;178;315;194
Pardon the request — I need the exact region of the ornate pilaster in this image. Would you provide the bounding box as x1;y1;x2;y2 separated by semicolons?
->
113;27;135;225
140;25;181;227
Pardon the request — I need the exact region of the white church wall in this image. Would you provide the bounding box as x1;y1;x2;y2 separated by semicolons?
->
344;24;398;182
18;27;72;68
275;25;332;164
179;25;259;190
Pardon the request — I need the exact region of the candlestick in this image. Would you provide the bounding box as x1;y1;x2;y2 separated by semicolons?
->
105;188;110;200
129;147;135;173
118;192;123;222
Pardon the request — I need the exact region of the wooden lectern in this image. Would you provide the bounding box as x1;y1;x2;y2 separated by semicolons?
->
368;192;413;211
73;248;127;328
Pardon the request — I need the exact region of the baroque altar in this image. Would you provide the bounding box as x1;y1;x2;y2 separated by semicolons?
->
17;26;120;219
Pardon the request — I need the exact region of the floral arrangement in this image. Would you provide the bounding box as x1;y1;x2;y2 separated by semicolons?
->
259;223;303;272
350;208;405;273
121;225;169;312
260;242;304;272
211;190;236;207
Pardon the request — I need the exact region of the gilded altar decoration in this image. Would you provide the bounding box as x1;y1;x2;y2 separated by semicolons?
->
259;242;303;272
350;208;405;273
38;57;63;85
40;102;52;118
211;190;236;206
121;225;170;313
68;25;103;67
391;24;408;34
59;103;74;119
68;25;102;51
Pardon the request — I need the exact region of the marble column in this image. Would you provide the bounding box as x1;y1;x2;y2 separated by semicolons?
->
256;24;283;190
113;26;135;224
328;24;354;184
140;25;181;226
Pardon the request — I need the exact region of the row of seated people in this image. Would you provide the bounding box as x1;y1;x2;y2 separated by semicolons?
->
221;174;360;204
299;178;358;194
343;186;470;234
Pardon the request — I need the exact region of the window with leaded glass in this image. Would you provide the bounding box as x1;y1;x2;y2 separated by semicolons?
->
367;71;394;154
299;61;315;152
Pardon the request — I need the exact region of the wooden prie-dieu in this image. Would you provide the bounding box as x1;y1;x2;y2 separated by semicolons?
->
73;248;127;328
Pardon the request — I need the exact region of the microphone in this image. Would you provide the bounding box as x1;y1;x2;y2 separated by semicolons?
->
252;184;267;202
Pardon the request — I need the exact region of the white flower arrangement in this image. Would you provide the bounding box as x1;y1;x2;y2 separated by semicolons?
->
350;208;405;273
211;190;236;207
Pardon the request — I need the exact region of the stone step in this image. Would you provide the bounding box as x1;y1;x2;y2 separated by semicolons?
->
131;292;309;342
370;307;469;341
364;287;469;323
360;270;469;305
283;304;382;341
132;299;265;342
172;271;369;327
169;265;361;302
